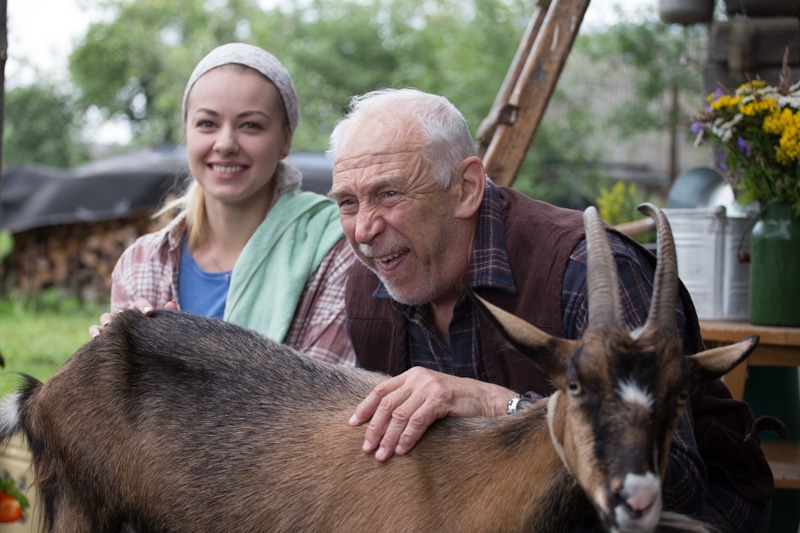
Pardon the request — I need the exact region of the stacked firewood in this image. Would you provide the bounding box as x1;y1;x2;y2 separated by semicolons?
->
0;211;168;305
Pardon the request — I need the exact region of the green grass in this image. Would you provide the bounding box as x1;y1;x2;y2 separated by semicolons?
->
0;302;102;397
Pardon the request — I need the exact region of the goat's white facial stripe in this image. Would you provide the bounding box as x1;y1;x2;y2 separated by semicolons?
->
618;380;653;410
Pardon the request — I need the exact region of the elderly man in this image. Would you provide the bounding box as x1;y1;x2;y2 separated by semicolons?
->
328;88;773;532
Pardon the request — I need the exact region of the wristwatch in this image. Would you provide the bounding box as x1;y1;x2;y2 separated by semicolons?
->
506;394;535;414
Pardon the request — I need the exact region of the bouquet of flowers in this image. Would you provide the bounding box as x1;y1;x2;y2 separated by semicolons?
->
690;61;800;216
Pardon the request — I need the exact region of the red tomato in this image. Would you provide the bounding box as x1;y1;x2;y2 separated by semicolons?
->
0;492;22;523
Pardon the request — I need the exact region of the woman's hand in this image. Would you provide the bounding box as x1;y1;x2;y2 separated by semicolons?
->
88;298;177;338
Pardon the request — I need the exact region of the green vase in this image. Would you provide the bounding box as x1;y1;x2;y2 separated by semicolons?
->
748;202;800;326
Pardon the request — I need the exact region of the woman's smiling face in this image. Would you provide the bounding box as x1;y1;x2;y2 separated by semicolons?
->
184;65;291;209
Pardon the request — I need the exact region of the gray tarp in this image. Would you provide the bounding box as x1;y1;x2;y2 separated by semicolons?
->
0;150;333;234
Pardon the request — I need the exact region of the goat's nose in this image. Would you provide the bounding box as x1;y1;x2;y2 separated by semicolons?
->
625;487;657;514
619;471;660;515
613;473;661;533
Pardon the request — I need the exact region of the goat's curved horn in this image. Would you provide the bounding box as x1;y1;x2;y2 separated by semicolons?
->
583;206;624;328
638;203;678;334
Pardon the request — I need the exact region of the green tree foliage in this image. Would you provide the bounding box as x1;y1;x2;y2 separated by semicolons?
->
574;14;706;137
63;0;695;207
514;75;611;209
596;180;644;226
523;9;708;206
3;82;88;168
66;0;602;204
269;0;535;151
254;0;406;150
68;0;534;151
0;230;12;261
68;0;266;146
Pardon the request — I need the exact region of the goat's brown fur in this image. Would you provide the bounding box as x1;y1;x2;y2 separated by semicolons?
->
3;309;591;532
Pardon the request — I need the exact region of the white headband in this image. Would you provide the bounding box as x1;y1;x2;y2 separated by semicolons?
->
181;42;299;133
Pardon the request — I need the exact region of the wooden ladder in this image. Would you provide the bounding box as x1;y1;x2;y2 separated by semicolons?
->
476;0;592;187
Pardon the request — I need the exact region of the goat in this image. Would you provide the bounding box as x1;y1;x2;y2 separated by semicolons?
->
0;204;757;533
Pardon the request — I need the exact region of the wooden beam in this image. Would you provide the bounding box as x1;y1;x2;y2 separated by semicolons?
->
614;218;655;238
479;0;592;187
476;0;549;152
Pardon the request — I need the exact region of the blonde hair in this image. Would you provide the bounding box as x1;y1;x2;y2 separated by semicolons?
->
154;180;207;249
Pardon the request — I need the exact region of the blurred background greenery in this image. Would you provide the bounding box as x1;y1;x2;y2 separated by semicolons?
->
3;0;715;211
0;294;100;396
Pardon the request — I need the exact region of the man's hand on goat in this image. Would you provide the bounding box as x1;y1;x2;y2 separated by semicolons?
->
348;367;516;461
88;298;178;339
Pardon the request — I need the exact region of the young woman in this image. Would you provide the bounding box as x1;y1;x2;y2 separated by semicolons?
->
92;43;355;366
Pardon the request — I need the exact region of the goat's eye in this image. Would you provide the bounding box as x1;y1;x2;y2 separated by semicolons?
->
567;380;582;396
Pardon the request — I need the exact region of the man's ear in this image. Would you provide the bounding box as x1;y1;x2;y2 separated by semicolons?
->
453;156;486;219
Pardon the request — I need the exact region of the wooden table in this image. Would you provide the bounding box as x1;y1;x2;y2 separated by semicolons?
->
700;320;800;490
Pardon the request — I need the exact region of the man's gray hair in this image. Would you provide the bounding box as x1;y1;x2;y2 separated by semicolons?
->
328;88;477;187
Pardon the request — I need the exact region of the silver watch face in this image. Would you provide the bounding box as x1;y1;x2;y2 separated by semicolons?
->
507;395;531;414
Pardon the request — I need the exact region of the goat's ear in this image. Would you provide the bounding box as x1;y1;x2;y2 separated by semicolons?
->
468;289;575;375
687;335;759;383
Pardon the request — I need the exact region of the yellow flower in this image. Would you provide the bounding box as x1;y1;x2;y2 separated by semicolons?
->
740;97;777;117
708;94;742;111
764;108;800;164
780;118;800;163
736;79;767;93
763;108;788;135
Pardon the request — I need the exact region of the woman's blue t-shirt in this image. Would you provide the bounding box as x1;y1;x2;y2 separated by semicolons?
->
177;238;231;320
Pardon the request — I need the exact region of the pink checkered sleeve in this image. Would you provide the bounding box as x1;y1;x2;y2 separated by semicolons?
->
284;238;357;366
110;217;183;311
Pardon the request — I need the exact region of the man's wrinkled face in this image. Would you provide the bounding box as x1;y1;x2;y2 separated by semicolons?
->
330;112;465;306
